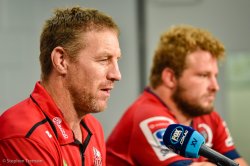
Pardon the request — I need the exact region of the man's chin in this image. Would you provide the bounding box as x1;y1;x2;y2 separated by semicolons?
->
190;108;213;117
94;103;107;113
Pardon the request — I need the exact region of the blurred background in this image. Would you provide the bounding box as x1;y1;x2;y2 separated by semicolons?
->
1;0;249;163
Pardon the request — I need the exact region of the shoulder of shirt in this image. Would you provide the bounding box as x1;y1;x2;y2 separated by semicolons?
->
128;90;168;112
0;97;48;140
119;92;174;126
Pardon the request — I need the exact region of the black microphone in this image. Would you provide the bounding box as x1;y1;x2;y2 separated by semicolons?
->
163;124;239;166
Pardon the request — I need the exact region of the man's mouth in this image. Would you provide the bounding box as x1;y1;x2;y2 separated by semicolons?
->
100;87;113;96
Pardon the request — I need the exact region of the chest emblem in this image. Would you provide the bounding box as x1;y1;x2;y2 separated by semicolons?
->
93;147;102;166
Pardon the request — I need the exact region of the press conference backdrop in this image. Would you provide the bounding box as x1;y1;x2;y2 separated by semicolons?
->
0;0;249;163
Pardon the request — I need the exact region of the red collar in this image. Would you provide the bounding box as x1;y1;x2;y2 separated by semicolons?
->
30;82;75;145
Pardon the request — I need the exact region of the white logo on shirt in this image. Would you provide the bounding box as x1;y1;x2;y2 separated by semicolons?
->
53;117;62;125
93;147;102;166
53;117;68;139
45;130;52;138
140;116;177;161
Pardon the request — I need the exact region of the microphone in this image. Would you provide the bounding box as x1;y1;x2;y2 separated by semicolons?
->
163;124;239;166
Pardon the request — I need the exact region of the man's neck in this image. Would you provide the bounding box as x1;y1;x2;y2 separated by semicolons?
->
41;79;83;142
152;86;193;126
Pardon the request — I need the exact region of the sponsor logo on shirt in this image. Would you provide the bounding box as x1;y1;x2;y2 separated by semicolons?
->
140;116;177;161
53;117;68;139
93;147;102;166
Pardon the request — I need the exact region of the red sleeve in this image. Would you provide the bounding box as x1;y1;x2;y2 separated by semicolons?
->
0;138;61;166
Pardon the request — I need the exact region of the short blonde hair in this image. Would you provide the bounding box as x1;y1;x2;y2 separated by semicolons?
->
40;6;119;81
149;25;225;88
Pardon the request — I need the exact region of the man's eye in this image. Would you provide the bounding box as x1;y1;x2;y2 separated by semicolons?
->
199;73;208;77
99;58;110;64
100;59;108;61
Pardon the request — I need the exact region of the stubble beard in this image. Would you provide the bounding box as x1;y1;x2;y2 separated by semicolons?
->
68;85;105;117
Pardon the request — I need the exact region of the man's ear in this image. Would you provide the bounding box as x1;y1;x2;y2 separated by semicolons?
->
161;68;176;88
51;46;68;74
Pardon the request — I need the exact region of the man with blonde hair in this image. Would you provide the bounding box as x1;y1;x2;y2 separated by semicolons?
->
1;6;121;165
106;25;248;166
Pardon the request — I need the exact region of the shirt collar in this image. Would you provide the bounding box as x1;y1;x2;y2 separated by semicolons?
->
144;87;171;110
30;82;74;145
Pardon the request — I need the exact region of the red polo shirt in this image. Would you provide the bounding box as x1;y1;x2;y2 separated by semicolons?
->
0;82;105;166
106;88;240;165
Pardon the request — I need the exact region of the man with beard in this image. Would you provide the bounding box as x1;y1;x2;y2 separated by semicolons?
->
106;25;248;166
0;6;121;166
